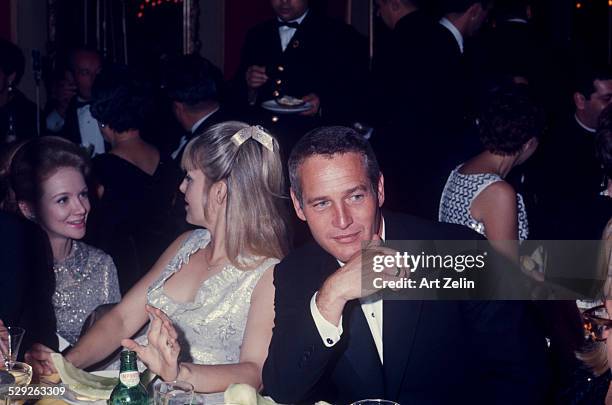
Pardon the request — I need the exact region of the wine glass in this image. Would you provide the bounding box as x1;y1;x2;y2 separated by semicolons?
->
350;400;400;405
0;326;25;366
154;381;194;405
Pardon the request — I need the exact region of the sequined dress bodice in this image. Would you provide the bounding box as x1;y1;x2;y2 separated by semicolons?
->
145;229;278;365
53;241;121;345
439;166;529;241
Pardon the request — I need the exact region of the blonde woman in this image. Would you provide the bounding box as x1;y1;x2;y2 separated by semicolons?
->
26;122;290;394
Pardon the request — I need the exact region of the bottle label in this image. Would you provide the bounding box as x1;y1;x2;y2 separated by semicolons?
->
119;371;140;388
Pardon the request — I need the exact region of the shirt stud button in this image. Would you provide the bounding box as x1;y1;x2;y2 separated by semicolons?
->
326;338;333;344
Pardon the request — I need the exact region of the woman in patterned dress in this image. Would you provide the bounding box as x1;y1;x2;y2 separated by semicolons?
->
27;122;290;395
7;136;120;345
439;85;544;261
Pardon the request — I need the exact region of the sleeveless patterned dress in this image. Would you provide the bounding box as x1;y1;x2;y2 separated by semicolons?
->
438;165;529;241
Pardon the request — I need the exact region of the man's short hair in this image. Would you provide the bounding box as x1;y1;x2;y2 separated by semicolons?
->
68;45;102;71
162;54;222;107
288;126;381;204
0;40;25;84
439;0;492;14
574;64;612;99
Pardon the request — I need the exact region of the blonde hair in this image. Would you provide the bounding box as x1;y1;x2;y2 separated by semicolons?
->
182;121;290;267
577;220;612;375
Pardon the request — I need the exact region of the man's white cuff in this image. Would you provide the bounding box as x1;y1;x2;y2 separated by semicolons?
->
310;291;343;347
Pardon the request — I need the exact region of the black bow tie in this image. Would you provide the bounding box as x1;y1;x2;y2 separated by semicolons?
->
277;21;300;29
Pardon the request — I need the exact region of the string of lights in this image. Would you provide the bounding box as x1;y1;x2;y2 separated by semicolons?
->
136;0;183;19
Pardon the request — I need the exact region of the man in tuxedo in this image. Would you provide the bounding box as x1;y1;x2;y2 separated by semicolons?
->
525;65;612;239
263;126;549;404
164;54;229;162
231;0;368;153
46;47;105;155
370;0;486;219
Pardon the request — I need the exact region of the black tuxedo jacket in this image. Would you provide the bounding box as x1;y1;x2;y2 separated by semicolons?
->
371;11;466;130
173;108;232;163
263;211;549;404
232;12;368;124
56;98;84;145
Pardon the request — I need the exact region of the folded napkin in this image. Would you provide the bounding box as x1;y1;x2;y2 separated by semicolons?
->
224;384;332;405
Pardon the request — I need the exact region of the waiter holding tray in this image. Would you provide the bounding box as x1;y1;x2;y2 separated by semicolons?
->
230;0;369;152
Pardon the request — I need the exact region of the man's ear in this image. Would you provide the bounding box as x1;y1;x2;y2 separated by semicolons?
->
574;92;586;111
290;188;306;222
465;2;483;21
377;173;385;208
172;101;184;115
18;201;35;221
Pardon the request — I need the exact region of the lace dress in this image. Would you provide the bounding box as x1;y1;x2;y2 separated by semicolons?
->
53;241;121;345
439;166;529;241
126;229;277;401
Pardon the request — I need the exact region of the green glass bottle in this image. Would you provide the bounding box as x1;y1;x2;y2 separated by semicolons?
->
108;351;148;405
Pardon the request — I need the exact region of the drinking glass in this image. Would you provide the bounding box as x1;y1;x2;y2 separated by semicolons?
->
0;361;32;386
0;327;25;364
154;381;194;405
350;400;400;405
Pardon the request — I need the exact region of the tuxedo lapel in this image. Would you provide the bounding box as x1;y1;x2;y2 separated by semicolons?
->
269;22;284;55
343;299;385;394
314;247;385;395
383;300;423;400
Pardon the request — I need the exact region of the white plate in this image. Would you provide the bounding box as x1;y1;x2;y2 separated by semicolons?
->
61;370;118;405
261;99;311;114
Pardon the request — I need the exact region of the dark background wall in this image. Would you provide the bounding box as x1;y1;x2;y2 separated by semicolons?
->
0;0;11;40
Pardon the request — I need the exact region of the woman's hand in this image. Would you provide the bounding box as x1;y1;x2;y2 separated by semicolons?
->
24;343;57;376
122;305;180;382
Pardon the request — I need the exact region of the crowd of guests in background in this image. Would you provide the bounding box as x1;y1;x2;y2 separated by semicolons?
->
0;0;611;404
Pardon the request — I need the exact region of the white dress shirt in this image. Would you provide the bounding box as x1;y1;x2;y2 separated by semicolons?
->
310;220;386;363
439;17;464;54
278;10;308;52
171;107;219;160
574;114;596;134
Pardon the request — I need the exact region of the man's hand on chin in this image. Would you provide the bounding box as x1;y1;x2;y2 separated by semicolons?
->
315;235;402;325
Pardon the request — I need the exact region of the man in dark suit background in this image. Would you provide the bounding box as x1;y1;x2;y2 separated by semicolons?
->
527;64;612;239
231;0;368;154
263;126;549;404
163;54;230;163
46;47;105;155
370;0;488;220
